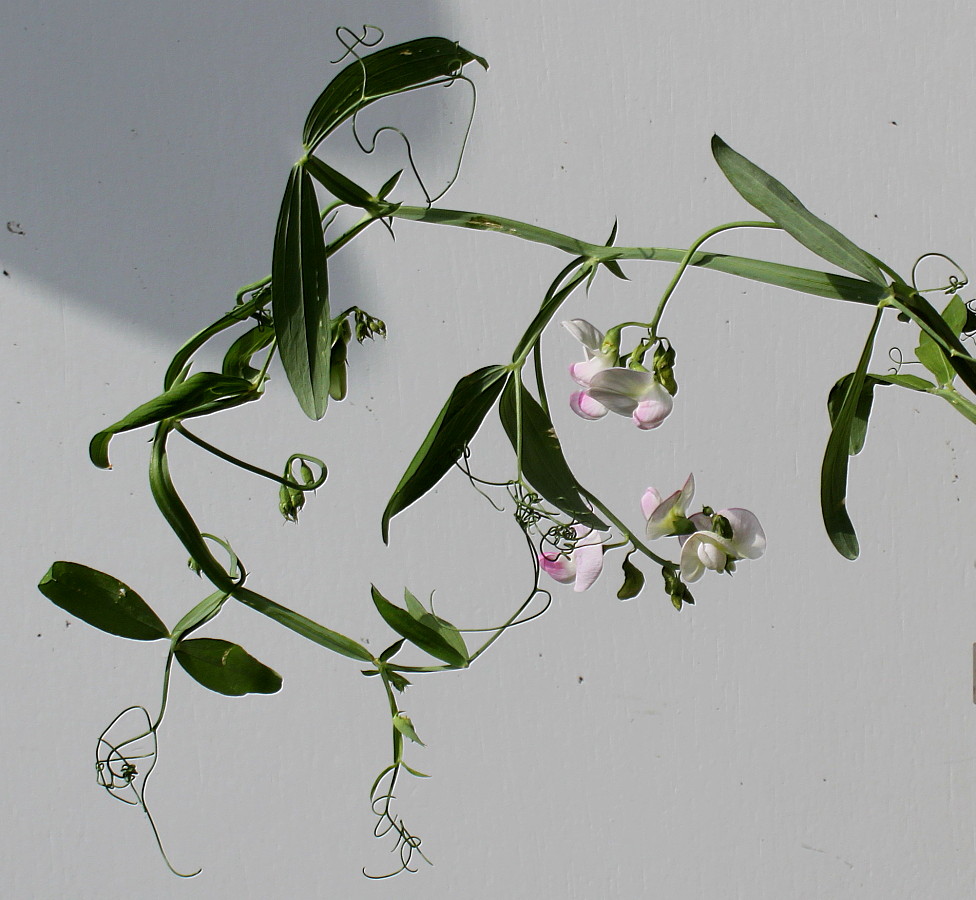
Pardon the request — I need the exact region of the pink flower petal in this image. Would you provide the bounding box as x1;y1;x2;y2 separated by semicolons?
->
641;487;663;520
570;355;613;389
570;391;608;420
539;552;576;584
632;394;673;429
719;508;766;559
572;541;605;591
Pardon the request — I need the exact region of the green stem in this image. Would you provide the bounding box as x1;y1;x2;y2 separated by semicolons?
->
579;486;673;569
648;221;781;335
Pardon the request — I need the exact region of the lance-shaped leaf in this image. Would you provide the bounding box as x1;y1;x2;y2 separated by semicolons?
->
303;38;487;152
38;562;168;641
174;638;282;696
827;373;883;456
382;365;509;542
90;372;254;469
273;164;331;420
170;590;229;644
371;586;468;668
914;295;968;387
498;378;606;529
821;308;884;559
711;135;887;288
304;155;389;212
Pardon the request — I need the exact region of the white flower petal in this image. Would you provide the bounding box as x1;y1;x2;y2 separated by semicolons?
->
680;531;737;581
678;473;695;510
588;367;659;400
679;537;706;583
572;541;605;591
562;319;604;352
569;391;608;420
720;508;766;559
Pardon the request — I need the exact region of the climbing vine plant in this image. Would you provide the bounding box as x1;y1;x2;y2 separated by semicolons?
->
38;27;976;878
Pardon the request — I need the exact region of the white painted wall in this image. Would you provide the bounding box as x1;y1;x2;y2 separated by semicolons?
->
5;0;976;896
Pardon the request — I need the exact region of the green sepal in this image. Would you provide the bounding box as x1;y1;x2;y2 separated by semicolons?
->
174;637;282;696
303;38;487;152
90;372;254;469
370;586;468;668
711;135;887;288
38;562;169;641
382;365;510;542
272;164;331;420
498;378;606;529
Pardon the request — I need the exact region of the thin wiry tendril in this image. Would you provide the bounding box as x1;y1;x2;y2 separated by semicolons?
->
330;25;384;65
350;75;478;207
911;252;969;294
95;705;200;878
364;765;431;878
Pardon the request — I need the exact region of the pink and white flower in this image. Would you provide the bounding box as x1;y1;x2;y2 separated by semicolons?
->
563;319;673;430
538;524;609;592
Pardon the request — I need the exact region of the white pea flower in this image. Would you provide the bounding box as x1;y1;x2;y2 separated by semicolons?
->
679;508;766;583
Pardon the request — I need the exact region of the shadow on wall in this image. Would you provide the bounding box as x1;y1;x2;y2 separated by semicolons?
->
0;0;460;342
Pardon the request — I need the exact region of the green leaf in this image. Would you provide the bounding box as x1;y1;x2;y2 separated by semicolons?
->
170;590;229;644
392;713;425;746
827;374;882;455
303;38;487;152
498;378;606;529
371;586;468;668
272;164;331;420
90;372;254;469
821;308;884;559
617;555;645;600
870;372;934;391
38;562;168;641
915;296;968;386
303;155;377;209
711;135;887;288
175;638;282;696
222;324;275;381
382;365;509;542
403;589;469;664
328;319;349;401
916;331;955;385
890;287;976;394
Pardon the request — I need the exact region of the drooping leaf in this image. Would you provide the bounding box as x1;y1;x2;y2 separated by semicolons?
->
382;365;509;542
303;38;488;152
711;135;887;288
827;374;883;455
38;562;168;641
821;308;884;559
89;372;254;469
272;164;331;420
222;324;275;381
617;555;645;600
498;378;606;529
175;638;282;696
371;586;468;668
